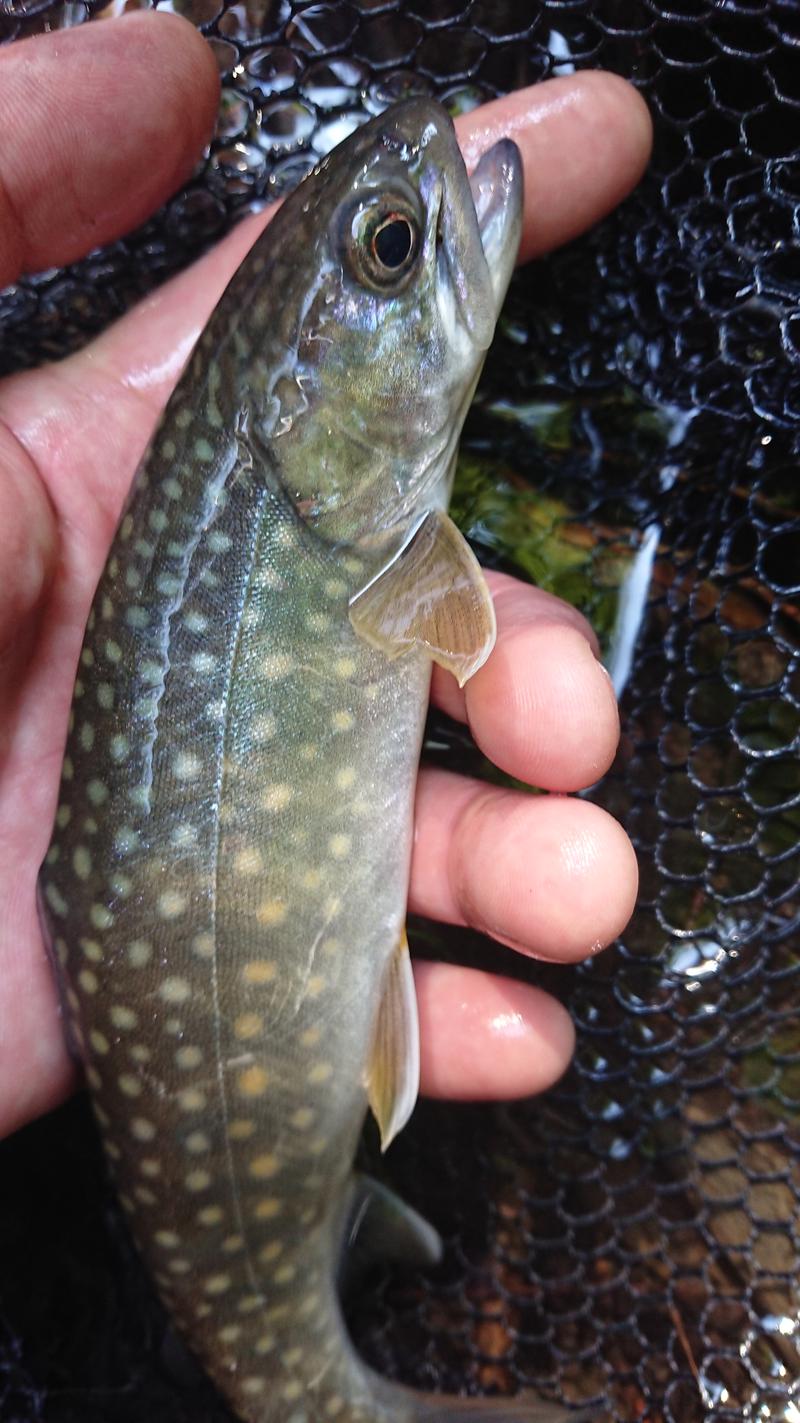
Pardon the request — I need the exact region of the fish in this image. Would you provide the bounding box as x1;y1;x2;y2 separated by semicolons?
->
39;99;589;1423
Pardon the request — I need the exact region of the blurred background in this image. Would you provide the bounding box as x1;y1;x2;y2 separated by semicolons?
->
1;2;798;1420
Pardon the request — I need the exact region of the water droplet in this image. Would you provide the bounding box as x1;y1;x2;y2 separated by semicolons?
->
286;2;358;57
244;45;301;99
216;87;254;140
299;57;367;109
217;0;290;46
267;152;317;197
157;0;222;28
208;142;266;198
256;99;316;155
311;111;368;155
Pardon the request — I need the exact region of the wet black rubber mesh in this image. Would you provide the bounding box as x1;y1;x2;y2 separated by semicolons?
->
1;2;799;1421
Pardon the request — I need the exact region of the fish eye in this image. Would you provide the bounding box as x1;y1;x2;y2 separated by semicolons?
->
372;215;414;270
344;195;421;291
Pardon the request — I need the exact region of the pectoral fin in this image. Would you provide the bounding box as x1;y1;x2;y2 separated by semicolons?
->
367;931;419;1151
349;510;496;687
338;1174;443;1294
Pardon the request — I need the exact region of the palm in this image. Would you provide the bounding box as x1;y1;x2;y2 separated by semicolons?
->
0;13;648;1142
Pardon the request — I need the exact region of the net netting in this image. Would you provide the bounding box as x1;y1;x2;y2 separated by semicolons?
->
0;2;798;1420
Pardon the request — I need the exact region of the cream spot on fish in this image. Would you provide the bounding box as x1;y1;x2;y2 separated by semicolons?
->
251;713;276;743
336;767;358;793
301;868;322;891
55;804;71;829
238;1294;265;1315
275;1264;297;1286
158;891;187;920
163;476;182;499
234;1012;263;1040
207;530;231;556
242;960;277;985
148;509;168;535
234;847;263;876
219;1324;242;1344
53;937;68;966
97;683;114;710
134;1185;158;1206
185;1131;211;1154
89;1029;110;1054
79;969;99;994
283;1348;303;1369
256;898;287;927
190;651;216;675
255;1334;276;1355
262;652;294;680
90;904;114;930
300;1026;321;1048
308;1062;333;1085
258;1241;282;1263
127;939;152;967
80;647;95;668
84;816;98;835
87;779;109;806
86;1066;103;1091
307;976;326;997
62;757;74;781
125;567;141;590
204;1273;232;1296
170;825;199;851
290;1107;315;1130
185;1169;212;1192
119;1073;143;1098
324;579;347;600
228;1118;255;1140
309;1136;328;1156
126;605;149;630
254;1197;282;1220
72;846;92;880
168;1258;192;1275
197;1204;224;1226
155;1230;180;1250
298;743;318;762
44;883;68;917
322;937;341;956
331;710;354;732
177;1087;207;1112
306;612;331;634
129;1044;151;1064
221;1234;243;1254
325;1396;344;1416
79;722;95;753
174;751;201;781
194;436;215;461
166;1017;185;1036
160;976;192;1003
175;1045;203;1070
110;1005;138;1030
109;734;129;763
262;784;293;814
119;513;134;541
139;1158;162;1177
130;1118;156;1142
243;1378;268;1397
101;596;114;619
298;1292;320;1318
200;568;220;589
328;833;351;860
238;1065;269;1098
249;1153;279;1180
334;656;357;679
140;660;162;686
156;573;181;597
189;931;213;959
105;1142;121;1161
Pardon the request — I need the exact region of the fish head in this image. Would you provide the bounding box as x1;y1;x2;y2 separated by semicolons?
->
264;98;523;546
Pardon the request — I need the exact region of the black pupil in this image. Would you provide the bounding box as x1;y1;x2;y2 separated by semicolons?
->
374;217;413;269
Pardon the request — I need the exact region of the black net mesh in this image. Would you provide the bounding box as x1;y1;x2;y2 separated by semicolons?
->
1;2;799;1421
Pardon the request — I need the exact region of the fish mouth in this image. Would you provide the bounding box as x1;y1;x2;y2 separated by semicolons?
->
434;135;523;351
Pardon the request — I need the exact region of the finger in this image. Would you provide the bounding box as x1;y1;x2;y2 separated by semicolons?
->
432;571;619;792
0;422;58;657
0;12;219;286
415;961;574;1101
410;769;638;962
458;72;652;262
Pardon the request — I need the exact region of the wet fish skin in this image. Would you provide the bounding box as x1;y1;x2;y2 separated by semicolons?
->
38;101;584;1423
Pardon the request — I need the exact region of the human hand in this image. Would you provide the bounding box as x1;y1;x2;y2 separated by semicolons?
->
0;13;647;1141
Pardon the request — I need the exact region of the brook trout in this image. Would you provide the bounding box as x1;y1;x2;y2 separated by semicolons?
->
40;100;585;1422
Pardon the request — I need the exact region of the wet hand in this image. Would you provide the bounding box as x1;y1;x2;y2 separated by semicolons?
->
0;13;648;1139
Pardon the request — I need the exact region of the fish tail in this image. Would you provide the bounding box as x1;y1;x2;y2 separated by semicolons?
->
371;1375;599;1422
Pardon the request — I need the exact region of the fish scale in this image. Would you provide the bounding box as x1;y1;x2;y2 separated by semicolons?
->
40;100;587;1423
